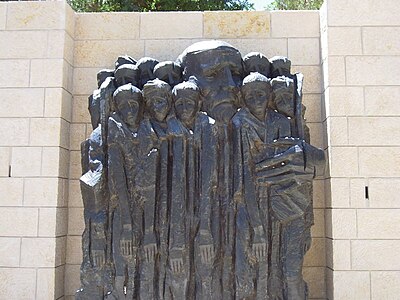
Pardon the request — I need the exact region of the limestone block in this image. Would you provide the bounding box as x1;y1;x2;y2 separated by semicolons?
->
65;264;81;296
55;236;67;266
352;240;400;270
0;31;48;59
24;178;60;206
30;59;66;88
326;239;351;270
0;237;20;267
41;147;70;178
371;271;400;300
11;146;42;176
29;118;69;148
75;12;140;40
0;60;30;87
311;208;325;238
37;268;56;300
0;147;10;176
302;93;321;123
65;2;75;37
307;122;324;149
39;208;68;237
302;267;326;299
326;116;348;146
0;118;29;147
68;207;85;236
47;30;74;65
365;86;400;116
326;178;350;208
68;179;83;208
0;268;36;299
0;88;44;118
45;88;73;122
331;271;370;299
312;179;325;208
363;27;400;56
325;86;364;117
368;178;400;208
327;27;362;56
271;11;320;38
74;40;145;68
358;209;400;239
349;178;368;208
67;235;83;265
303;238;325;267
70;124;87;151
0;178;23;206
21;237;56;267
349;117;400;146
72;96;92;124
0;3;6;30
322;56;345;88
292;65;321;94
204;11;270;38
145;38;204;62
329;147;358;177
141;12;202;39
73;68;98;95
327;0;400;26
6;1;67;30
69;150;83;180
227;38;288;58
325;209;356;239
288;38;320;66
0;207;38;236
346;56;400;86
359;147;400;177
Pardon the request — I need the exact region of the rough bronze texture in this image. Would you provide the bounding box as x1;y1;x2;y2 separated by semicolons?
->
76;41;325;300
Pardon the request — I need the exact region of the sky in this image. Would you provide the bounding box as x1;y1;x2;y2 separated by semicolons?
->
252;0;274;10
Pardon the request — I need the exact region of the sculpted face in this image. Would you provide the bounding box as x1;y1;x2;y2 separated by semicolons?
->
243;82;270;121
174;89;199;126
147;93;170;123
115;95;141;128
271;77;295;118
180;42;243;124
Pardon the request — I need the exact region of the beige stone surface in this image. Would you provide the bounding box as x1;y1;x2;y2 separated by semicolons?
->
359;147;400;177
325;86;364;117
303;267;326;299
75;12;140;40
145;38;202;62
45;88;73;122
288;38;320;66
0;207;38;236
346;56;400;86
0;31;48;59
65;2;76;38
74;40;145;68
322;56;345;88
0;237;20;267
312;179;325;208
47;30;75;65
0;60;30;88
21;237;57;267
328;147;358;177
325;209;356;239
204;11;270;38
72;96;92;124
0;3;6;30
303;238;325;267
0;118;29;147
311;208;325;238
292;65;321;94
349;178;367;208
68;179;83;208
326;116;348;146
70;123;87;151
371;271;400;300
65;264;81;296
68;207;85;236
0;178;23;206
69;150;83;180
363;27;400;55
11;146;42;176
67;236;83;265
331;271;370;299
368;178;400;208
271;11;320;37
30;118;69;148
0;268;37;299
141;12;203;39
6;1;67;30
0;88;44;118
228;38;288;58
327;27;362;56
357;209;400;239
30;59;66;88
41;147;70;178
326;239;351;270
36;268;56;300
39;208;68;237
326;178;350;208
73;68;99;95
307;122;324;149
365;86;400;116
302;94;322;123
327;0;400;26
0;147;10;177
352;240;400;270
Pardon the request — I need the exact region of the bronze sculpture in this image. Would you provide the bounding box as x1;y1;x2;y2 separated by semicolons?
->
76;40;325;300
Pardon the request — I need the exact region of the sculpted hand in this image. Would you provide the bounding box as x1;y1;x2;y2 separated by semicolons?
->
197;229;215;265
252;226;266;262
92;250;105;268
120;224;135;259
144;230;157;263
169;248;184;274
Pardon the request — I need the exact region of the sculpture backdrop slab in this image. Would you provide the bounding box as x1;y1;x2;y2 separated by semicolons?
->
76;40;325;300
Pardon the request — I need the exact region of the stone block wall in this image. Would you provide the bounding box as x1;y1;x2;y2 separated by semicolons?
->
321;0;400;299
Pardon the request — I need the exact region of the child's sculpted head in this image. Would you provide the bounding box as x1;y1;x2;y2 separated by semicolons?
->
113;83;144;129
242;72;272;121
143;79;172;123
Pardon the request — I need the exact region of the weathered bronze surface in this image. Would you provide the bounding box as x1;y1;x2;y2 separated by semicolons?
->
76;40;325;300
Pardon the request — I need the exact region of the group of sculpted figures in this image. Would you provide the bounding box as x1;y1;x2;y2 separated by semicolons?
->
76;41;325;300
